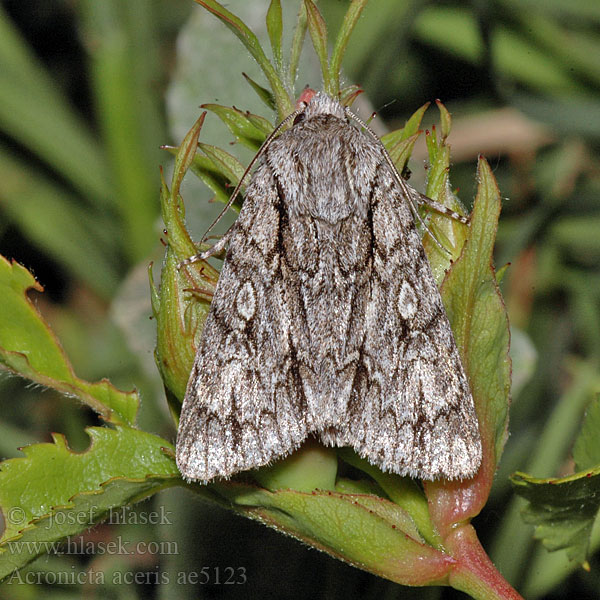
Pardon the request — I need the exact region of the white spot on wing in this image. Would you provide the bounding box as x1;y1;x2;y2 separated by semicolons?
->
398;281;418;319
236;281;256;320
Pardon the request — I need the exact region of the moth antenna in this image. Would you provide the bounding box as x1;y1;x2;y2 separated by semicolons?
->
181;105;306;266
345;107;459;255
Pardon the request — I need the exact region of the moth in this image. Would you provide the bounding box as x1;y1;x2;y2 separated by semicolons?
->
176;91;482;483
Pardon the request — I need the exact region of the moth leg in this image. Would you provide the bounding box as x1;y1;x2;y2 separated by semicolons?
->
178;227;234;267
412;189;470;225
408;188;469;256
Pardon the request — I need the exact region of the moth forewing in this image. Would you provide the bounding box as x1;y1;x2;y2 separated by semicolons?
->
176;92;482;483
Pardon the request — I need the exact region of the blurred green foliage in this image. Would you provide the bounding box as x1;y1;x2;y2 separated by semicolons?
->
1;0;600;598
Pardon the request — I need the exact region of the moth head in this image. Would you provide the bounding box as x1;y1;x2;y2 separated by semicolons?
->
299;91;346;122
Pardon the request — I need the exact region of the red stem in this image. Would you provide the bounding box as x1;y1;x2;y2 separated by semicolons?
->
447;525;523;600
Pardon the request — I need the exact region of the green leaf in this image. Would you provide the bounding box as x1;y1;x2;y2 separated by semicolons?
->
0;427;181;579
242;71;277;111
339;83;363;107
0;257;138;425
266;0;283;71
214;483;456;586
193;0;292;119
425;125;442;172
443;159;510;463
386;132;421;175
380;102;429;148
201;103;271;151
1;476;179;583
155;167;217;403
424;158;510;535
190;154;238;206
573;397;600;471
335;477;384;496
172;113;206;198
199;143;246;186
338;449;440;548
329;0;369;95
289;1;308;85
305;1;332;95
163;144;239;208
244;111;275;137
511;467;600;565
436;99;452;139
253;439;338;492
421;109;468;279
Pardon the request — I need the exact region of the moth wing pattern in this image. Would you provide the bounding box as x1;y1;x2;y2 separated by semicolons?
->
176;167;309;482
319;164;482;479
176;92;482;483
